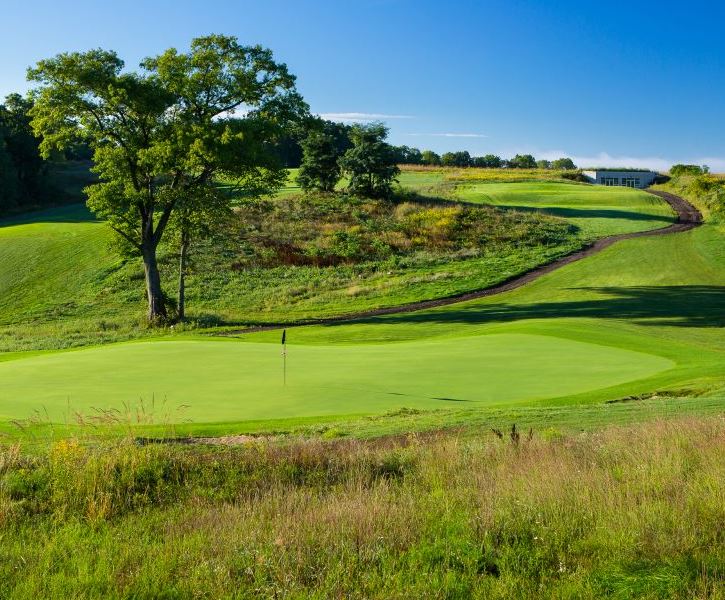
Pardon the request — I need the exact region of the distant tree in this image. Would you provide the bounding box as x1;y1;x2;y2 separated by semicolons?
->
0;136;20;209
421;150;441;166
551;157;577;170
339;122;399;198
670;164;705;177
536;159;552;170
441;152;456;167
442;150;472;167
0;94;45;199
509;154;537;169
391;145;423;164
297;130;342;192
472;154;502;168
29;35;306;322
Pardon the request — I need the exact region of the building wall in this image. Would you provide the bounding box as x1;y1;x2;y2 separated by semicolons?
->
582;170;657;188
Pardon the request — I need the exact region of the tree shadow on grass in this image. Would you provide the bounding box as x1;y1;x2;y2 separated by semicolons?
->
358;286;725;329
0;203;98;227
499;205;676;223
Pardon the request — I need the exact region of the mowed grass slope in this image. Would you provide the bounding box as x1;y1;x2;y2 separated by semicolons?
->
0;205;115;324
456;181;675;238
244;224;725;398
0;173;659;353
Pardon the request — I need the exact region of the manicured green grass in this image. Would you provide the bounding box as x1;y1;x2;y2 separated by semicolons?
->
237;224;725;410
0;204;116;324
0;171;722;432
0;334;674;423
456;181;675;238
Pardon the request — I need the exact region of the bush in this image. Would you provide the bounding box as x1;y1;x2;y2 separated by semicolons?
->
670;164;707;177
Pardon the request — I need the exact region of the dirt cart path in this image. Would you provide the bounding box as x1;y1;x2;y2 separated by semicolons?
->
223;190;702;335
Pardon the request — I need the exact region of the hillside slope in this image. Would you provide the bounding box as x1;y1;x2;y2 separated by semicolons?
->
0;175;672;352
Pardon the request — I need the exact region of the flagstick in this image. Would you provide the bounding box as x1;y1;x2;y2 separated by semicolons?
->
281;329;287;386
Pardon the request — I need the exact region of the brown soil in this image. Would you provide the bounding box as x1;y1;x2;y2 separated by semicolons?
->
222;190;702;335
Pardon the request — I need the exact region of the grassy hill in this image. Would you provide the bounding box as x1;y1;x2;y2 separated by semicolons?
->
1;168;723;599
0;169;723;432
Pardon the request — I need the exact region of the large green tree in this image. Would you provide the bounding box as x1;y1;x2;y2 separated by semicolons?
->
339;123;399;198
28;35;306;321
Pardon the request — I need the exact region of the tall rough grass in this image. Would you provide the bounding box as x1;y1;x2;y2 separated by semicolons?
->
1;417;724;598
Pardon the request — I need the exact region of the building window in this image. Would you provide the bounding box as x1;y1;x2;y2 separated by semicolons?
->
601;177;619;186
622;178;639;188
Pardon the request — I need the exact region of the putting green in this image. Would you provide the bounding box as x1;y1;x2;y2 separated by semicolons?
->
0;334;673;422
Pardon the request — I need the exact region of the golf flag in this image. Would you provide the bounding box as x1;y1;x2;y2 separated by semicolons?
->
281;329;287;385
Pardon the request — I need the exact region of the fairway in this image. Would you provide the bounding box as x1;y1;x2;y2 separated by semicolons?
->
0;204;114;324
456;182;675;238
0;335;673;422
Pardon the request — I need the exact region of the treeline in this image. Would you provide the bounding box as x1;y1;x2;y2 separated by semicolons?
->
0;94;91;215
0;94;46;211
272;132;578;172
403;150;578;170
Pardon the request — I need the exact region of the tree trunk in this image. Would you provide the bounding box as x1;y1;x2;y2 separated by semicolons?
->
177;232;189;322
142;243;167;322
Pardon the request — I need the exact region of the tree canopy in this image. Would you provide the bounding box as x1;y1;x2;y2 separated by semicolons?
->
421;150;441;166
441;151;472;167
473;154;502;168
297;130;342;192
508;154;537;169
339;122;399;198
551;157;577;170
0;94;45;211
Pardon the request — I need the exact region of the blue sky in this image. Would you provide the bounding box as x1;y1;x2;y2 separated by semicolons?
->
2;0;724;169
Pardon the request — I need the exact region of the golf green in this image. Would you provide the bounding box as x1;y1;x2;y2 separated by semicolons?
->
0;334;673;423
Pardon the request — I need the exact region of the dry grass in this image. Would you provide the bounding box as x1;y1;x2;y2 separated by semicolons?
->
1;417;724;597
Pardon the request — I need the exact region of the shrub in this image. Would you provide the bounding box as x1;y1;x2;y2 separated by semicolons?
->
670;164;707;177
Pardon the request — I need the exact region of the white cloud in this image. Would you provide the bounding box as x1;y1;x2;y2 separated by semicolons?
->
318;112;414;122
406;133;489;138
